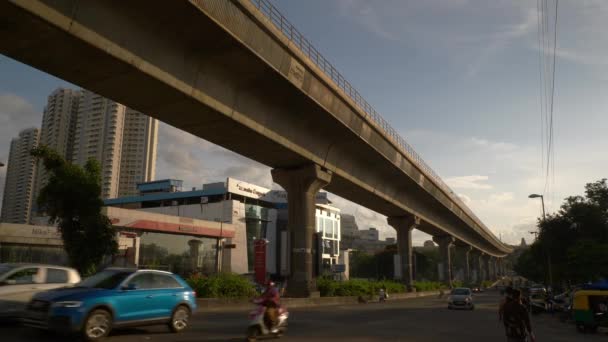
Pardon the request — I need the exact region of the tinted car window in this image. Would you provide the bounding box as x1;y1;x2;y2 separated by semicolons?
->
46;268;68;283
128;273;157;289
452;289;471;295
6;268;39;284
79;270;132;289
156;274;182;288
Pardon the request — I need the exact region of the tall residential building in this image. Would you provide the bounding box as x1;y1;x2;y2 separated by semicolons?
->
118;109;158;197
1;128;40;223
72;90;127;199
71;90;158;199
32;88;82;214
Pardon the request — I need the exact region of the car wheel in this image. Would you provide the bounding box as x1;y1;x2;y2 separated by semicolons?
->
83;309;112;341
169;305;191;333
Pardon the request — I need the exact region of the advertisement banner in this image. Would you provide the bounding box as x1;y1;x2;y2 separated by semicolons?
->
254;239;268;284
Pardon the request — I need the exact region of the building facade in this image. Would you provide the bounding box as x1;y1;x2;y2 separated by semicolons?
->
118;109;158;197
71;90;158;199
105;177;342;278
72;90;127;199
32;88;82;215
1;128;40;224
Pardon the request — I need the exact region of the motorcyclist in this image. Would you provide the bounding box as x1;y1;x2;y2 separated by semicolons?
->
256;280;280;333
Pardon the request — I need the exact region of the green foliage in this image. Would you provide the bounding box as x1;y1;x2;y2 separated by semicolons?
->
31;146;117;275
186;273;256;298
349;248;395;280
413;281;443;292
515;178;608;285
317;278;407;297
414;249;440;281
452;280;464;288
481;280;494;288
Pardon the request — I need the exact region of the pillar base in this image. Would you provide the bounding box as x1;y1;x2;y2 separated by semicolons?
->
272;164;332;298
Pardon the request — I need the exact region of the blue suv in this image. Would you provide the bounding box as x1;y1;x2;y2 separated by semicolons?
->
23;268;197;340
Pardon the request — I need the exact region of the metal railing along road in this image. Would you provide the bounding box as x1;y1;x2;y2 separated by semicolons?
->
248;0;496;241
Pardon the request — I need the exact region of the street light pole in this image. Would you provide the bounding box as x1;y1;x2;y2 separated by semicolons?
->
528;193;552;286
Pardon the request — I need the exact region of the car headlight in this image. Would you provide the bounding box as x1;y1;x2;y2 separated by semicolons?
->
51;301;83;308
465;297;471;302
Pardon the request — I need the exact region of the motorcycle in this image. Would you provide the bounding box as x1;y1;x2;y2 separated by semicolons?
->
246;302;289;341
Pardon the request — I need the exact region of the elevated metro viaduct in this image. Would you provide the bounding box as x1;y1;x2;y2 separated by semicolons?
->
0;0;511;296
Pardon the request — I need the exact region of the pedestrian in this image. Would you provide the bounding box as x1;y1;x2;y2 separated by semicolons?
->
499;286;514;322
503;289;536;342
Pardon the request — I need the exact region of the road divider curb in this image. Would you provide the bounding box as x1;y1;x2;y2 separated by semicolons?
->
196;290;440;312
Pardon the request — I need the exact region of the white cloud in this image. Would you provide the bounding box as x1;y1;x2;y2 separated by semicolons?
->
445;175;493;190
470;137;517;152
489;192;514;202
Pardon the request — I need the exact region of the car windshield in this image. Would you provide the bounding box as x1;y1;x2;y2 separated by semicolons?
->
77;270;133;289
452;289;470;296
0;265;16;277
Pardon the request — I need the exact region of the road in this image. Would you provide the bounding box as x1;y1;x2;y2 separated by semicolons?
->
0;291;605;341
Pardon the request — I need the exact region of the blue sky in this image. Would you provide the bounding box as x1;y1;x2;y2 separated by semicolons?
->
1;0;607;245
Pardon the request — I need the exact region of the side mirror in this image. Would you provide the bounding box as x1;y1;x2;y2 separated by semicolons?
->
123;283;139;291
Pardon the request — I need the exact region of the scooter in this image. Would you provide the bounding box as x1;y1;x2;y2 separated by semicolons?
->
246;303;289;341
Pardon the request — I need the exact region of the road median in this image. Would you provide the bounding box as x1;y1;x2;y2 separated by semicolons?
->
196;290;440;312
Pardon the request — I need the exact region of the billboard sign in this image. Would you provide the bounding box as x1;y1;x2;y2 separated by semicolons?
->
226;178;271;200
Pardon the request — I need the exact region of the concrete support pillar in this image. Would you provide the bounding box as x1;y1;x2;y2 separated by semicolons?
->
464;246;472;284
491;257;497;280
433;235;455;288
469;249;481;284
388;215;420;291
271;164;332;297
496;258;502;278
482;254;491;283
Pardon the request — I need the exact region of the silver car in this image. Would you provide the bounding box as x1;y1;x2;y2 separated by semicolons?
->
447;287;474;310
0;263;80;318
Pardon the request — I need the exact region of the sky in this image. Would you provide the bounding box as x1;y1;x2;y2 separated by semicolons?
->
1;0;608;246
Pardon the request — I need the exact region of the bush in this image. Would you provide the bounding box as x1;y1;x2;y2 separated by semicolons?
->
481;280;494;289
186;273;256;298
317;278;406;297
413;281;443;292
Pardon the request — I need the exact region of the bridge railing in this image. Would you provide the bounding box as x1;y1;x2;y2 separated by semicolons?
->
249;0;496;241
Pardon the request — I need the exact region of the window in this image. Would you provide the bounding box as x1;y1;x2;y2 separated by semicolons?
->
155;274;182;288
128;273;157;289
46;268;68;283
6;268;40;284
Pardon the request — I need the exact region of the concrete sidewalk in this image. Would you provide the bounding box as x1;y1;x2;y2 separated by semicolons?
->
196;290;440;312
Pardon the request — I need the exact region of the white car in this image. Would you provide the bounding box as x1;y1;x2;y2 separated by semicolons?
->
447;287;475;310
0;263;80;318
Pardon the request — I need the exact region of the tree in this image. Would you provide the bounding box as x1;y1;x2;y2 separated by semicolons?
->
31;146;117;275
515;178;608;285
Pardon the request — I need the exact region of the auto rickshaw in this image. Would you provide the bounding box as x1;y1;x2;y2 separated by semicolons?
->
573;289;608;333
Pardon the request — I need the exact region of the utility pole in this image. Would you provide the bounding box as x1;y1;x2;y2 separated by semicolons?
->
528;194;553;286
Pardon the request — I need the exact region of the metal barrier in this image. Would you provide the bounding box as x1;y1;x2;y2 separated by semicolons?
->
248;0;495;239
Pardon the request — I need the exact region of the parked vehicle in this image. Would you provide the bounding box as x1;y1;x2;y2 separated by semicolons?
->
23;268;196;341
572;289;608;333
447;288;474;310
247;303;288;341
0;263;80;318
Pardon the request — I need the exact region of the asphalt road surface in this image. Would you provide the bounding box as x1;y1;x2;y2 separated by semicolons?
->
1;291;605;341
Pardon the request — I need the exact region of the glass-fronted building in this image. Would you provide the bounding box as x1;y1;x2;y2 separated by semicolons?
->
104;177;341;279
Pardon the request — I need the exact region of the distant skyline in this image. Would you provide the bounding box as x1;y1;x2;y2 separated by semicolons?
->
2;0;608;245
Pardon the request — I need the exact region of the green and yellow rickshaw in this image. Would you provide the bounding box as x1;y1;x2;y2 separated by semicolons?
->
573;289;608;333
